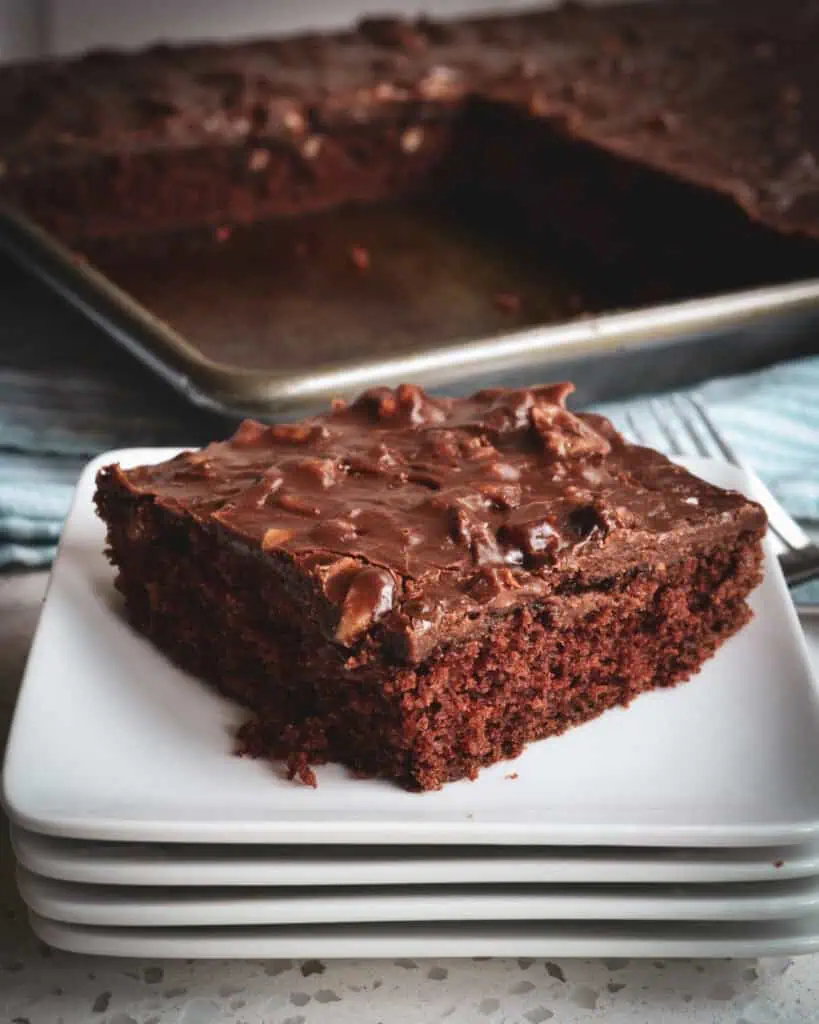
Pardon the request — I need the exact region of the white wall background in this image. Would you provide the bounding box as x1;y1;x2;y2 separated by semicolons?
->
0;0;559;62
0;0;44;62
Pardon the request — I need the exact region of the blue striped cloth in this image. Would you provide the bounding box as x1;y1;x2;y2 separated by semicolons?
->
2;356;819;593
0;363;216;568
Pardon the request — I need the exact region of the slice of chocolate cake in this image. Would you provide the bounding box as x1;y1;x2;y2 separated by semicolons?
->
94;383;767;790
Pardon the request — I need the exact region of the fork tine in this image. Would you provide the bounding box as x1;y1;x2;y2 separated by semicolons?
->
681;396;802;550
624;410;645;445
669;394;712;459
625;392;808;555
681;395;741;467
648;399;686;456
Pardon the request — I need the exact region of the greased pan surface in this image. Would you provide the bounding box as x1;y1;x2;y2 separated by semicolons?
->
2;204;819;419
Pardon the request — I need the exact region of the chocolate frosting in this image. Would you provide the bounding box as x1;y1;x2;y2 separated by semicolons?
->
109;383;765;663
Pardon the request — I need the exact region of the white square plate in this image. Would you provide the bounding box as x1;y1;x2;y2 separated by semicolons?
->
4;451;819;846
28;912;819;960
16;867;819;927
13;826;819;887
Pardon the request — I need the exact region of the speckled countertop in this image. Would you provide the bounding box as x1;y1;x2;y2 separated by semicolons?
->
3;571;819;1024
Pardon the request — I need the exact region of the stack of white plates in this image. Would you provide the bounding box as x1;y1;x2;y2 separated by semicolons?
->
4;451;819;960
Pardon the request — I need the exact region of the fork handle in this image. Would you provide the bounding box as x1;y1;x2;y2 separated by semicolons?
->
779;544;819;588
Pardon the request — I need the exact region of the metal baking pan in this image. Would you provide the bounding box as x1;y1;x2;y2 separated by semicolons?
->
2;202;819;420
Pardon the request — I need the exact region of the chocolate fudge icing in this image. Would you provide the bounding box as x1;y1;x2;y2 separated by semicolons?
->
108;384;765;662
2;0;819;242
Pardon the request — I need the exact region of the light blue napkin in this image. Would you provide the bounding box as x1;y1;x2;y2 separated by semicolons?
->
0;362;213;568
2;357;818;595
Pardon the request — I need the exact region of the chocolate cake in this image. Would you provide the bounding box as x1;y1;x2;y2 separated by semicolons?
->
94;383;767;790
3;0;819;296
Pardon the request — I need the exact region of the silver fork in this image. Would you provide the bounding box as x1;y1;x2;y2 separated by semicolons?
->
623;395;819;589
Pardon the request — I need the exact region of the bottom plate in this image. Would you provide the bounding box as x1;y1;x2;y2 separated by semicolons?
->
17;866;819;928
13;827;819;887
30;911;819;960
